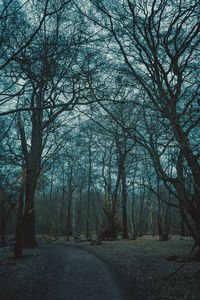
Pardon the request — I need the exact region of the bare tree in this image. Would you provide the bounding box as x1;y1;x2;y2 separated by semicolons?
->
0;0;103;256
87;0;200;258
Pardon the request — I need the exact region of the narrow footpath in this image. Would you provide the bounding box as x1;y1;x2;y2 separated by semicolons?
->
30;244;124;300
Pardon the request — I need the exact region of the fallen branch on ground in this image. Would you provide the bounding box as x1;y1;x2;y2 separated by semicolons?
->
163;244;197;281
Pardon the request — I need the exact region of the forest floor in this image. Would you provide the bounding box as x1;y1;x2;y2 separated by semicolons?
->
0;235;200;300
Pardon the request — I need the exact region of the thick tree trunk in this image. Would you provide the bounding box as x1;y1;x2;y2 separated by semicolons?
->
23;167;38;248
23;209;37;247
180;209;200;260
17;110;42;248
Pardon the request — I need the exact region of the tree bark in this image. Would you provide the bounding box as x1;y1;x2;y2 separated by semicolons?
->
86;141;92;238
23;163;39;247
66;166;73;241
14;181;25;258
17;107;42;248
121;164;129;239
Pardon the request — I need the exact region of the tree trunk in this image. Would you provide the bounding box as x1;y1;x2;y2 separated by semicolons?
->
195;247;200;261
66;199;72;241
180;219;186;236
150;208;155;237
157;200;163;240
59;166;65;233
23;208;37;247
76;185;83;235
130;184;136;239
14;182;25;258
121;164;129;239
66;166;73;241
86;143;92;238
23;167;38;248
137;185;145;237
17;110;42;248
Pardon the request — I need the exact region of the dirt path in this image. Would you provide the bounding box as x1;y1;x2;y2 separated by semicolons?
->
1;237;199;299
29;244;124;300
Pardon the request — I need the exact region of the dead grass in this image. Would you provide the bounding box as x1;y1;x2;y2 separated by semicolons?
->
69;235;200;300
0;243;47;300
0;235;199;300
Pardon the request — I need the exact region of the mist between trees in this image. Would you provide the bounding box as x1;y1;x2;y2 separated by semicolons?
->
0;0;200;259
